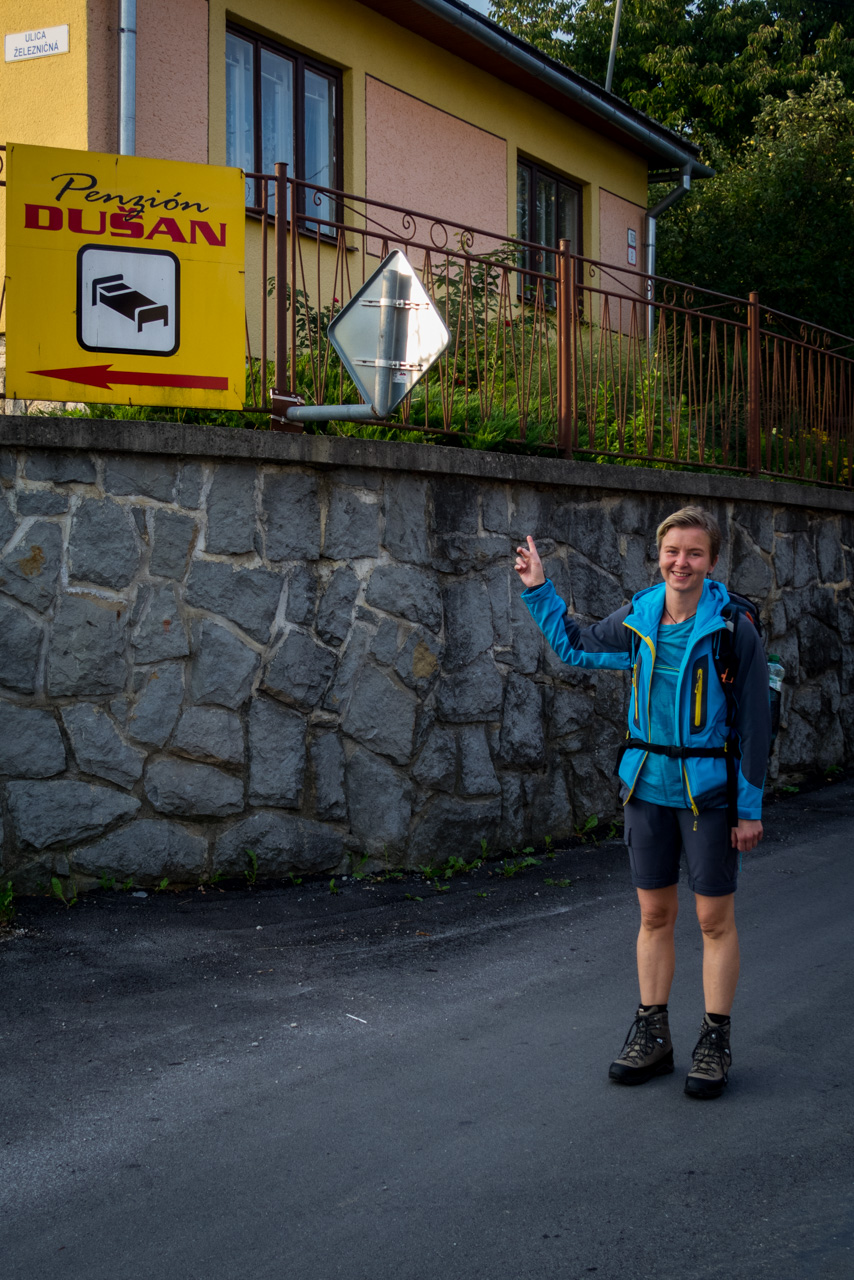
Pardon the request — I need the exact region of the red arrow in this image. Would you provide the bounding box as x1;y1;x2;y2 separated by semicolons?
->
30;364;230;391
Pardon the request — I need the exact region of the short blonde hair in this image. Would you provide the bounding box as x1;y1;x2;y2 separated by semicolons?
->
656;506;721;561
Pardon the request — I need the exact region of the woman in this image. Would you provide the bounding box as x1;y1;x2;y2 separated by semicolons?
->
515;506;770;1100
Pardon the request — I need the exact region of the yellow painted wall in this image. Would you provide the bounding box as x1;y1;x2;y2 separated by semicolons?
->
209;0;649;359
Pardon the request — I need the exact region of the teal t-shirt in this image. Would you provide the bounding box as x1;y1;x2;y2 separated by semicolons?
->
633;616;693;808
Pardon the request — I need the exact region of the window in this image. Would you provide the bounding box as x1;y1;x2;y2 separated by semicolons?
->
517;160;581;301
225;24;340;227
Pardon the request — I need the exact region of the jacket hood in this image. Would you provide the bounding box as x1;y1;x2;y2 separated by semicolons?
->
625;578;731;639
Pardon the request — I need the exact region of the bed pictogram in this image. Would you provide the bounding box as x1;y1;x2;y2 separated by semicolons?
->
77;245;180;357
91;273;170;332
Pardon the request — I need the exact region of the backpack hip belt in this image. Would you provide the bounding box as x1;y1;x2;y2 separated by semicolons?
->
615;736;741;829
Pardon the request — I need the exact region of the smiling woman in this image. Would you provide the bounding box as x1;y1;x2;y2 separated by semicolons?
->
514;503;771;1101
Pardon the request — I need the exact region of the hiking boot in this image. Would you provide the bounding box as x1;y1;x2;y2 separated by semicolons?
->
608;1007;674;1085
684;1014;731;1100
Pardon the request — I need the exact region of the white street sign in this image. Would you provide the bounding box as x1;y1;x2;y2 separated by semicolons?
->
328;251;450;417
78;246;180;357
5;25;69;62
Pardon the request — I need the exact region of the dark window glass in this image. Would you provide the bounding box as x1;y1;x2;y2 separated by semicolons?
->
517;159;581;302
226;24;340;224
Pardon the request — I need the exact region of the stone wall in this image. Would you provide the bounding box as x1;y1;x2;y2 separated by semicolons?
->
1;417;852;891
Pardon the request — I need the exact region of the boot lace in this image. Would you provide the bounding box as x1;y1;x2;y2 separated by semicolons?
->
619;1014;659;1065
690;1022;732;1079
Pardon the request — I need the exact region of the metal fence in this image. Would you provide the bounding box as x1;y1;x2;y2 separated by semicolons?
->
242;169;852;488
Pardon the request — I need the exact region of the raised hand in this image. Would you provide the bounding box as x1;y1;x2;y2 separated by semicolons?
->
513;535;546;590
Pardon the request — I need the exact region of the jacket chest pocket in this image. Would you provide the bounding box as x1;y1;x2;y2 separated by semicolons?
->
690;656;709;733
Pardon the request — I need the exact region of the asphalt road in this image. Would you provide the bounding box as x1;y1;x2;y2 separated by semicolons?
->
2;780;853;1280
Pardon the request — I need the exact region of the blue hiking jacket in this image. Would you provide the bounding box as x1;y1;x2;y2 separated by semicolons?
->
522;578;770;819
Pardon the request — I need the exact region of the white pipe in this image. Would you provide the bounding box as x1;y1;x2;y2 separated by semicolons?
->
284;404;378;423
605;0;624;95
118;0;137;155
645;164;691;340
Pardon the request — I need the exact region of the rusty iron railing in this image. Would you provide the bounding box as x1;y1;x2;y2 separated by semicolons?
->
239;170;852;486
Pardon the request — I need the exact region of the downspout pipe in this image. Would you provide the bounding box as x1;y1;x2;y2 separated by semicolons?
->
645;163;691;340
409;0;712;178
118;0;137;155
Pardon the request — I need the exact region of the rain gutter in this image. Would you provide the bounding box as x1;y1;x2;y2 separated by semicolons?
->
406;0;714;179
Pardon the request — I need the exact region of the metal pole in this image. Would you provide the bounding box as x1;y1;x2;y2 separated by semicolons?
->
747;290;761;475
284;404;378;424
605;0;624;94
118;0;137;155
372;266;411;418
275;164;288;403
557;239;573;457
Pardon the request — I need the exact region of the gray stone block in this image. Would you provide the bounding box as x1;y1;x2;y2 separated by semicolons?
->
412;726;457;792
394;629;442;696
772;535;794;588
150;510;198;579
206;464;257;555
190;621;260;709
509;486;550;543
792;533;818;590
796;614;841;678
531;766;573;840
310;732;347;820
263;631;336;709
434;655;504;723
0;521;63;612
432;477;479;535
370;618;401;666
735;505;774;554
408;794;501;866
774;508;809;534
816;521;845;583
15;490;69;516
132;584;190;661
185;560;283;644
104;455;177;501
499;673;546;767
498;773;530;849
322;624;371;715
508;590;543;674
128;662;185;746
342;664;417;765
61;704;145;789
552;502;621;576
365;564;442;632
26;451;96;485
7;779;140;850
285;564;317;625
729;524;772;599
248;699;306;808
171;707;244;765
383;475;430;564
327;466;382;490
442;578;493;670
485;564;513;647
481;487;510;534
316;566;360;647
0;702;65;778
215;811;345;877
432;532;509;576
0;491;16;548
176;463;205;509
0;451;17;484
145;758;244;817
567;552;626;618
0;598;43;694
73;819;207;885
263;471;321;561
550;687;593;738
48;595;128;697
458;725;501;797
324;488;380;559
68;499;141;590
346;748;412;853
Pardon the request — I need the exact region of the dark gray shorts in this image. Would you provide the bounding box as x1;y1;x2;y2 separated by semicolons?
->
623;799;738;897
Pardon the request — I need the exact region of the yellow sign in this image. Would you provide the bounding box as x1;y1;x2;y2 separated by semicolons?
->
5;143;245;409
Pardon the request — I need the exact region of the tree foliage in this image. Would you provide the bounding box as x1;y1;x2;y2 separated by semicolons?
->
656;75;854;333
488;1;854;153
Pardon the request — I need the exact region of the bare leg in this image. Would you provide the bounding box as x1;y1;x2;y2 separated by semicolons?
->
695;892;740;1014
636;885;679;1006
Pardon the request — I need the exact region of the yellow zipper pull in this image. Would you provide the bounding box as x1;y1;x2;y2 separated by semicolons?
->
694;668;703;726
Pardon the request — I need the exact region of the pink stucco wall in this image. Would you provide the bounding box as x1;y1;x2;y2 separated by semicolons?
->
599;188;647;334
136;0;209;163
365;77;507;258
87;0;118;153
